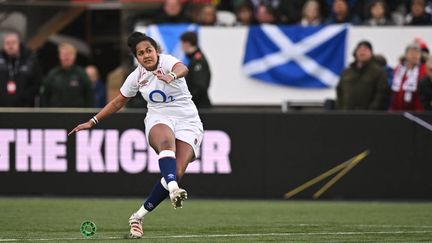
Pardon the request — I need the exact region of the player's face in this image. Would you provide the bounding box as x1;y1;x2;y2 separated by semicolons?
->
136;41;158;70
3;34;20;57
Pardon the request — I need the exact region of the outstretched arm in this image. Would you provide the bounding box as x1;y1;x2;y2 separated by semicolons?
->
68;94;129;136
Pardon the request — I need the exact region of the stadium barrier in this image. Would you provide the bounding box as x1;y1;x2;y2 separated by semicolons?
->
1;109;431;199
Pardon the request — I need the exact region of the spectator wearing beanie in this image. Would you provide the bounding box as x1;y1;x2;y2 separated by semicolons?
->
337;40;390;110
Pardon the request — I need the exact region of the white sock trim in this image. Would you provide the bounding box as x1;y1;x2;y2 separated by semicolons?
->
159;150;175;159
161;177;168;191
136;205;149;218
167;181;179;192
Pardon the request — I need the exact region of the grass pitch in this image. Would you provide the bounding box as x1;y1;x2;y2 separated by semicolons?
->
0;197;431;242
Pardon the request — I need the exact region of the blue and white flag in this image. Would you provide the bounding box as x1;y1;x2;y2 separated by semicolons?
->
144;24;199;64
242;24;348;88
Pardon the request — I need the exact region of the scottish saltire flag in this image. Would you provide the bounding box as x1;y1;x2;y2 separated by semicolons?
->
242;24;348;88
144;24;199;64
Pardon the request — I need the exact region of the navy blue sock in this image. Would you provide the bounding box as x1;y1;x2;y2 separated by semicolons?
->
159;155;177;184
143;181;169;212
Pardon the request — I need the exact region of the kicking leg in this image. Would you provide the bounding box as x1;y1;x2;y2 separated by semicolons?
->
129;124;177;238
148;124;186;208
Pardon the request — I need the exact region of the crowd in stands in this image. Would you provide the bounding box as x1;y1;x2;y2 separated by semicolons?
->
0;31;106;108
131;0;432;26
336;39;432;111
1;0;432;111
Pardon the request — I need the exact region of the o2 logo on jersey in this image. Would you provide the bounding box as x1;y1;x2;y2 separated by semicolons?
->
149;90;175;103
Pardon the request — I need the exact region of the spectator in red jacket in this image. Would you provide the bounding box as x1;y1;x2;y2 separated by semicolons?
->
390;42;426;111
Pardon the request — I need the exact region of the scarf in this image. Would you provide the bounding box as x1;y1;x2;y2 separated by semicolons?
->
392;64;419;102
392;64;420;92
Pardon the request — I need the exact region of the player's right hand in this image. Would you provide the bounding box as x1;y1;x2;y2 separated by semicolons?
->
68;121;94;136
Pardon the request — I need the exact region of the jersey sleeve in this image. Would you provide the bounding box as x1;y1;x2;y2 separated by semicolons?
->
120;67;140;98
162;54;182;73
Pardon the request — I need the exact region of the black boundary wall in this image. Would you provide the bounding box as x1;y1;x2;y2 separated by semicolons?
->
0;110;431;199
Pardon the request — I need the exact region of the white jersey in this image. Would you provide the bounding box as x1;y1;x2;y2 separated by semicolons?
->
120;54;199;121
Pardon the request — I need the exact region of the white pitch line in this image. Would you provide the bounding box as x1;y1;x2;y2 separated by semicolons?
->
1;231;432;242
0;236;122;242
356;224;432;229
272;223;432;229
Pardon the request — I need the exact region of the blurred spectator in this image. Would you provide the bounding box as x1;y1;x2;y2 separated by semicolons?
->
336;40;389;110
279;0;307;24
374;54;394;108
0;12;27;40
390;42;426;111
374;54;394;87
40;42;94;107
255;4;278;24
85;65;106;108
363;0;395;26
419;56;432;110
0;31;42;107
197;4;217;25
154;0;191;24
106;62;128;103
180;31;212;108
234;3;256;25
300;0;323;26
105;60;146;108
405;0;432;25
325;0;361;25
